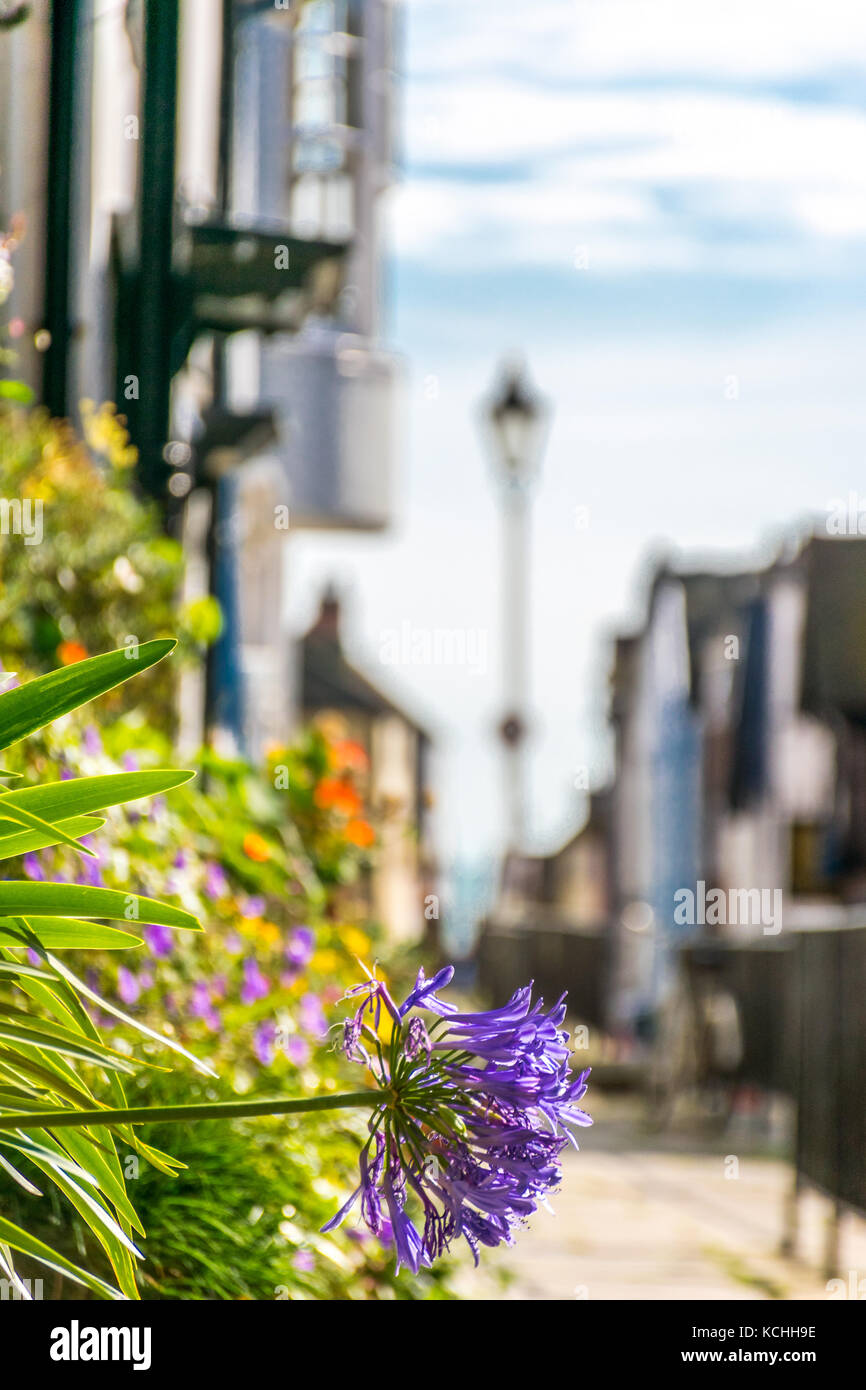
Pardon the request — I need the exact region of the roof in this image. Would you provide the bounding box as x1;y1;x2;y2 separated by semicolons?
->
300;590;431;738
800;536;866;723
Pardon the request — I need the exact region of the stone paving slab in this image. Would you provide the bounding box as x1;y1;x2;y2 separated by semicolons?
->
457;1092;866;1301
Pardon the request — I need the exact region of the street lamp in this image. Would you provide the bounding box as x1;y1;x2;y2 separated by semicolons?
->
480;359;550;852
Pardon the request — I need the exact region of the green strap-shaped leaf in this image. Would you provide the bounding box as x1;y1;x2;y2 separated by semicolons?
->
0;917;143;950
0;798;98;856
0;769;195;830
0;814;105;861
0;1214;124;1299
22;1127;145;1236
0;1149;42;1194
0;883;200;930
0;639;176;751
0;959;56;980
0;1053;102;1108
17;1156;143;1263
0;1022;137;1072
0;1001;161;1075
45;952;218;1079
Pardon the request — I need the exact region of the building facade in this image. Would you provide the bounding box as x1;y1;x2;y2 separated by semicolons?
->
0;0;399;757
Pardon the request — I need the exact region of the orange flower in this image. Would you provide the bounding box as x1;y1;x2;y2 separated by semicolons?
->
313;776;362;817
344;818;375;848
242;831;270;862
57;640;87;666
331;738;369;774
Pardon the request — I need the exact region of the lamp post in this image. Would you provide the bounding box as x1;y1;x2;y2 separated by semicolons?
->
481;360;550;852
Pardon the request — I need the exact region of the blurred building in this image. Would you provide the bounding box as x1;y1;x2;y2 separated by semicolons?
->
300;588;435;944
487;531;866;1040
0;0;398;755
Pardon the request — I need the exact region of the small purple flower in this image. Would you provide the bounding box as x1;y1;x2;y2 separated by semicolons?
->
122;753;140;772
117;966;140;1006
203;861;228;901
405;1016;432;1063
75;837;106;888
341;1014;366;1063
240;957;270;1005
254;1019;277;1066
286;926;314;968
292;1250;315;1273
383;1171;429;1275
298;992;327;1039
144;922;174;958
83;725;102;757
399;965;458;1019
22;853;44;882
284;1035;310;1067
173;850;187;870
241;894;266;919
190;981;221;1031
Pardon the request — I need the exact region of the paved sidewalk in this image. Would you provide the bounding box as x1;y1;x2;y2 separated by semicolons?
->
458;1091;866;1301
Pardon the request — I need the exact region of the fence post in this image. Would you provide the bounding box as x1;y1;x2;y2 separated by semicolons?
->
781;931;804;1259
780;1170;799;1259
823;1199;842;1282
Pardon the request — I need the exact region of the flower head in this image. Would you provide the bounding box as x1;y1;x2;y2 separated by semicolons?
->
324;964;591;1271
240;957;270;1005
144;921;174;959
286;925;314;968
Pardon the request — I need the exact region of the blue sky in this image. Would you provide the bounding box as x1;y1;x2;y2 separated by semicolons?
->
291;0;866;870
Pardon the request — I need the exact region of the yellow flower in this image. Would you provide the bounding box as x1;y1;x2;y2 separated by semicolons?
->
310;948;339;974
341;926;371;958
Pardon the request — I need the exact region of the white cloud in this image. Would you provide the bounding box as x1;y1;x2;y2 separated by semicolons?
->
394;10;866;277
405;0;866;84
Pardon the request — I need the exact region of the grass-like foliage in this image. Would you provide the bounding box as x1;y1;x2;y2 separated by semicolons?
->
0;639;202;1299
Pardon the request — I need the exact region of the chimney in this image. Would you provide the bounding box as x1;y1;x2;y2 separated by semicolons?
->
310;585;341;643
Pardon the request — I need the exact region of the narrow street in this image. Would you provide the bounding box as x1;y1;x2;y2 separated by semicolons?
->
460;1090;866;1301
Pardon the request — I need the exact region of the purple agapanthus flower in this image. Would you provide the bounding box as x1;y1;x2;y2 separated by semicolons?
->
298;992;327;1039
22;852;44;882
240;957;270;1005
144;921;174;959
117;966;140;1006
203;861;229;901
286;926;314;968
283;1035;311;1067
190;981;221;1031
75;836;105;889
254;1019;278;1066
323;964;591;1273
83;725;102;758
